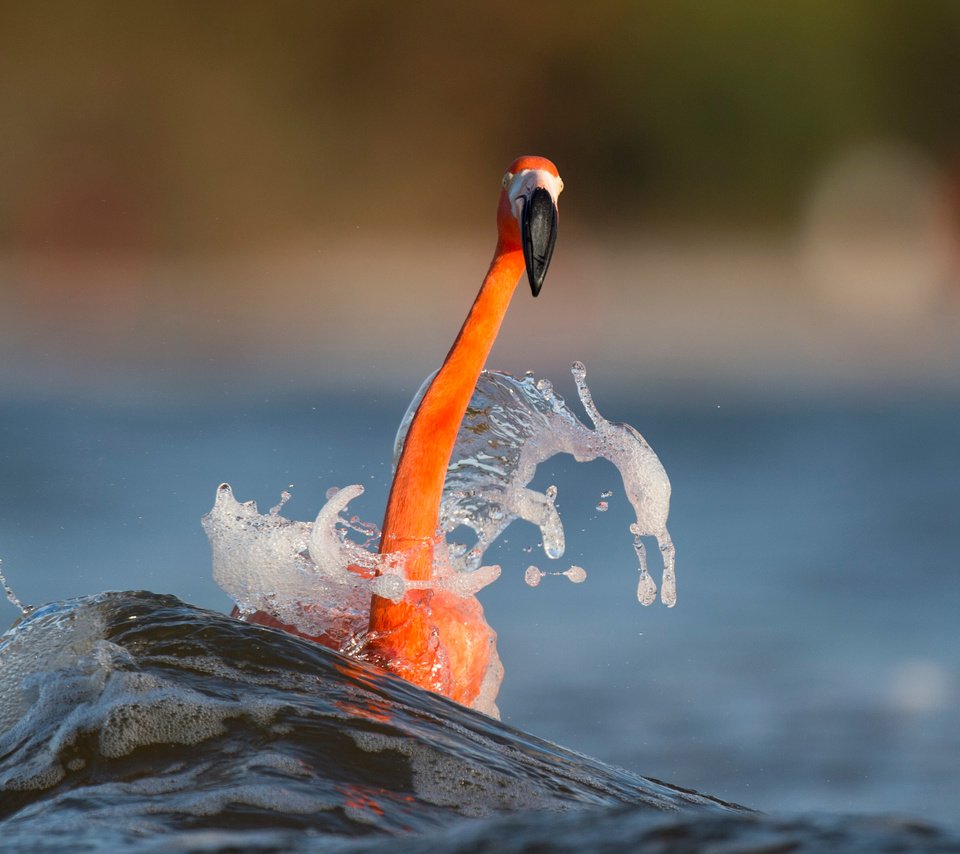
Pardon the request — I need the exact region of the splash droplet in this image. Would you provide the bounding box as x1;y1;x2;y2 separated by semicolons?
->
564;566;587;584
269;489;293;516
524;566;543;587
595;501;608;512
0;559;28;615
637;568;657;606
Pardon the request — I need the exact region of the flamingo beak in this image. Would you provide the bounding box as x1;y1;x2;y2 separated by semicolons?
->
520;186;558;297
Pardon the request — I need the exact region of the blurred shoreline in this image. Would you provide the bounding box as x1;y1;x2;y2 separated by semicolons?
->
3;229;960;404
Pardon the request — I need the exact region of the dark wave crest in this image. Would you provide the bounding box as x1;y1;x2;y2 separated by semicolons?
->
0;592;955;852
0;592;729;846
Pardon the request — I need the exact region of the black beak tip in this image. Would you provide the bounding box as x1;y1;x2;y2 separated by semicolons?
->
521;186;558;299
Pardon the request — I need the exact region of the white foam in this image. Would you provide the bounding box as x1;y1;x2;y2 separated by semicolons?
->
202;483;374;643
0;597;309;795
0;601;108;735
351;730;552;816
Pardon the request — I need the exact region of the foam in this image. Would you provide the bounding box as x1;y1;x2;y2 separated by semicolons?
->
0;596;305;794
351;731;553;816
0;600;109;734
0;600;121;790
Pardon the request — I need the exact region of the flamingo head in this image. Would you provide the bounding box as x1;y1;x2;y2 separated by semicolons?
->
497;156;563;296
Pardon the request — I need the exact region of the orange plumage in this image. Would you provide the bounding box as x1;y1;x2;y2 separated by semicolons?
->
367;157;561;706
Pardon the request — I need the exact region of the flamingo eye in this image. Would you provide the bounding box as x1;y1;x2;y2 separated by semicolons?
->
502;171;513;189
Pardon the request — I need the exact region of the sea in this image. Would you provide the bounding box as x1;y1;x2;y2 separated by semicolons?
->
1;383;958;850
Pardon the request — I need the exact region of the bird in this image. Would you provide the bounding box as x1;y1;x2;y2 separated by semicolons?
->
364;156;562;708
236;156;562;711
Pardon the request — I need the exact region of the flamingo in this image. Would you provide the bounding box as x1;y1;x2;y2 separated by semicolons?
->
238;156;563;710
366;156;562;706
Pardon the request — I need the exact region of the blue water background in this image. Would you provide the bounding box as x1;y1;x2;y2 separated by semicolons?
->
1;383;957;824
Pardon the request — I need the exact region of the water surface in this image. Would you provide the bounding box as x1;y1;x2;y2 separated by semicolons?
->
1;386;958;827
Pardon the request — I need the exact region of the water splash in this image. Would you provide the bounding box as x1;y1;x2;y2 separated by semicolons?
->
205;362;675;710
400;361;676;605
0;559;28;616
202;484;501;637
524;565;588;588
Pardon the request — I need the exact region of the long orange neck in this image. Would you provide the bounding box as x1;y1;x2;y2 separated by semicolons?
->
378;245;525;575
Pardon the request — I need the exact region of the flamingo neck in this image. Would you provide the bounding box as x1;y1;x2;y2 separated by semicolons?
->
378;245;525;579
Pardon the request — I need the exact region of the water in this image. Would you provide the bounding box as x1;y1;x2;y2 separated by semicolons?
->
203;366;674;715
0;591;955;852
0;591;734;850
1;383;959;844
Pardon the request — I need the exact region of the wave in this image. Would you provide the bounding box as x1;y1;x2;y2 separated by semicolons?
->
1;592;956;851
0;591;731;848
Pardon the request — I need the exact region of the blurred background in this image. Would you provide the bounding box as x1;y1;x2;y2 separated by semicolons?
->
1;0;958;825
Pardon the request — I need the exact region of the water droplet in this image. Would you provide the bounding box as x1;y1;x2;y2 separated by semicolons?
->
637;568;657;606
0;559;28;614
543;537;564;560
269;489;293;515
564;565;587;584
600;490;613;499
595;501;608;512
524;566;543;587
